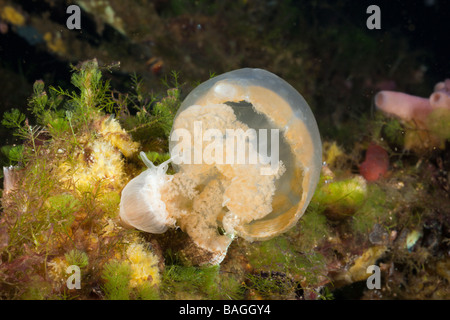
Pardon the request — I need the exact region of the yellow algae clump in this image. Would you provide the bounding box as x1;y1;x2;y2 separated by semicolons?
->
331;245;387;286
119;69;322;265
58;110;139;191
58;137;125;190
43;32;67;56
48;256;70;288
1;6;25;26
96;116;140;158
126;242;161;287
347;246;387;282
323;141;344;167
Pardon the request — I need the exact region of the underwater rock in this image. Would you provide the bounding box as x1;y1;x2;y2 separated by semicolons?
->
120;68;322;265
369;223;389;245
375;79;450;150
359;143;389;182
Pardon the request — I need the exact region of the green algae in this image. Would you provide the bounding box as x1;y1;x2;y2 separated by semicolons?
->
426;108;450;141
159;249;244;300
352;184;395;235
297;202;331;251
313;176;367;220
101;260;133;300
246;235;328;298
65;249;89;269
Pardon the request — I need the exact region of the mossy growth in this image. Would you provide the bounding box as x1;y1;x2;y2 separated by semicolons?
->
100;236;161;300
159;250;244;300
20;276;54;300
297;200;331;251
101;260;133;300
351;184;394;235
381;118;406;150
313;176;367;220
101;260;160;300
65;249;89;269
426;108;450;141
161;264;219;298
322;141;345;168
96;191;121;219
246;235;328;298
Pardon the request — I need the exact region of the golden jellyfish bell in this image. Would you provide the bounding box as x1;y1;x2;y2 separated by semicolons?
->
120;68;322;265
169;68;322;241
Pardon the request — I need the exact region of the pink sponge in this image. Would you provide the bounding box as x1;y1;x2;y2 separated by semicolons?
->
375;91;431;127
375;80;450;124
375;79;450;150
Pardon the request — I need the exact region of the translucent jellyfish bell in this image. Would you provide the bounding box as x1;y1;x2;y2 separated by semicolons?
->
169;68;322;242
120;68;322;265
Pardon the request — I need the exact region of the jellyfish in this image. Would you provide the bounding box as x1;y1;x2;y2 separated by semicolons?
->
120;68;322;265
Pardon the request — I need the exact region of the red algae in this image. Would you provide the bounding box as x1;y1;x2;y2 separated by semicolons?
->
359;143;389;182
